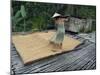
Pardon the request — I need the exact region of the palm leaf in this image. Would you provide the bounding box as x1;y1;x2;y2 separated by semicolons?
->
20;5;26;18
15;10;21;19
16;17;23;23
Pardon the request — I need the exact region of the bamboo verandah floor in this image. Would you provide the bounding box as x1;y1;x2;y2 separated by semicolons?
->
11;31;96;74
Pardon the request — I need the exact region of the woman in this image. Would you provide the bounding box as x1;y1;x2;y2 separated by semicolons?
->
50;13;69;51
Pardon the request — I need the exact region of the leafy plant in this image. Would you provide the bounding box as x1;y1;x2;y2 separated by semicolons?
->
12;1;96;33
32;15;47;32
12;10;23;32
20;5;27;33
12;5;27;32
21;5;26;18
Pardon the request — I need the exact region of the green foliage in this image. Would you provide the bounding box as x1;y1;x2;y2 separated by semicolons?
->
20;5;27;33
77;6;96;19
12;5;28;32
14;10;21;19
12;1;96;33
20;5;26;18
32;15;46;31
12;10;23;32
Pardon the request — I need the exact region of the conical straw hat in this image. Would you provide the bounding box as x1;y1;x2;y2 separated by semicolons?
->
52;12;61;18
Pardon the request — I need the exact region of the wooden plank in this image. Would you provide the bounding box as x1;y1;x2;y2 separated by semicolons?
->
12;31;81;64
